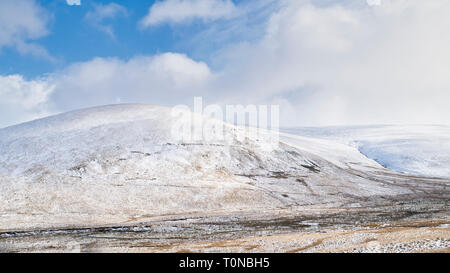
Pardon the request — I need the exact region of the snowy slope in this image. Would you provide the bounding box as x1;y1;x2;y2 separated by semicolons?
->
0;105;447;230
282;125;450;178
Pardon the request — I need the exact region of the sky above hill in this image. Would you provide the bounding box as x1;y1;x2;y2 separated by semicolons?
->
1;0;450;128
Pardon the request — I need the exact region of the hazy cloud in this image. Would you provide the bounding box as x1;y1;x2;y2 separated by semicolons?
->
208;0;450;126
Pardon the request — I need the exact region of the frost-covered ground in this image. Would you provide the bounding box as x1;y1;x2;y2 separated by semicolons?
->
282;125;450;178
0;104;448;252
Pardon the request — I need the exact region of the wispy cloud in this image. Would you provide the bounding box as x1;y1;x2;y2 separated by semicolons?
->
66;0;81;6
0;0;53;60
141;0;237;27
84;3;127;38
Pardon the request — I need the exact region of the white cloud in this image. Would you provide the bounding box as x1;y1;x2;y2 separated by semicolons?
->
141;0;237;27
0;75;54;128
85;3;127;37
49;53;213;111
66;0;81;6
0;0;52;59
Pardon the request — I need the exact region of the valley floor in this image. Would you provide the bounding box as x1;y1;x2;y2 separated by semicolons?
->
1;199;448;253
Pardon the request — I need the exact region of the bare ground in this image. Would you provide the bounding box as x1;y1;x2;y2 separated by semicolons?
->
1;198;448;253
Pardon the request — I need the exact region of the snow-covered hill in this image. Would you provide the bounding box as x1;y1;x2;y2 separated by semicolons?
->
282;126;450;178
0;105;448;230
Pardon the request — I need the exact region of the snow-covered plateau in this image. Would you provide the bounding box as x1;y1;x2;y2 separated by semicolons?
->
282;125;450;178
0;104;449;232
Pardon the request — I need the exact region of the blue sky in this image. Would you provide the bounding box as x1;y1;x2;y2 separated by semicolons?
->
0;0;256;78
1;0;450;128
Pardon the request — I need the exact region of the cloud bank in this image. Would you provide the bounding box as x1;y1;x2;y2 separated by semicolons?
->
49;53;213;111
0;75;54;127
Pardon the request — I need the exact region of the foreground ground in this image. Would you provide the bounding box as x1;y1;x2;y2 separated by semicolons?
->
1;199;448;253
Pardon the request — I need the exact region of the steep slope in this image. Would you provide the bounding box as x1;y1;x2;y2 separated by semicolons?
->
0;105;448;230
